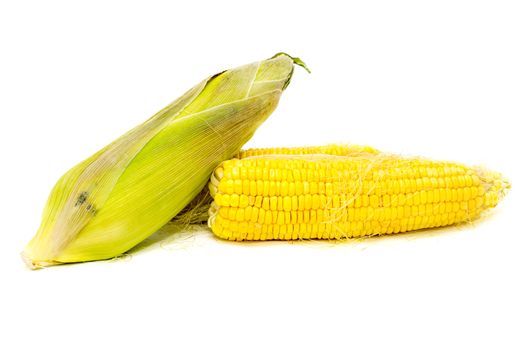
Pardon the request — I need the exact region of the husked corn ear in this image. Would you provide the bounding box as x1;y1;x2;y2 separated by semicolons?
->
238;144;380;158
23;53;308;268
207;153;510;241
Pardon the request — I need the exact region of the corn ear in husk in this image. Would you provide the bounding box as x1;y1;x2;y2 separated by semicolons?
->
23;53;307;268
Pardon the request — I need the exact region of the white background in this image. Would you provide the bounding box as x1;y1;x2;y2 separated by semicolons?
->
1;1;522;349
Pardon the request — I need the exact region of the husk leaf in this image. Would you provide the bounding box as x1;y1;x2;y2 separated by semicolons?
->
23;53;306;268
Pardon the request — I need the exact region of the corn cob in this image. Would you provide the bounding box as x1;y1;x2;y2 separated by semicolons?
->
207;151;510;241
23;53;307;268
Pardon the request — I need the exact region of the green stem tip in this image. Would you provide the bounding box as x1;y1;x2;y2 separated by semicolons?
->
272;52;311;73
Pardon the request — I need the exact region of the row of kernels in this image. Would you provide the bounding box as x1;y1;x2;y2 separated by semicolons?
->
216;179;355;197
238;145;361;158
238;146;316;157
362;180;473;197
213;186;485;210
212;209;479;241
217;199;482;226
222;158;390;180
370;163;468;179
221;157;471;179
361;175;481;195
391;187;483;206
215;177;484;199
224;165;344;183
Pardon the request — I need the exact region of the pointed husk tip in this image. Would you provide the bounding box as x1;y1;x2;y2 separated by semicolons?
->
21;251;56;270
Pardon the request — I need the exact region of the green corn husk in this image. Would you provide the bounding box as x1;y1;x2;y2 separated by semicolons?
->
23;53;308;269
